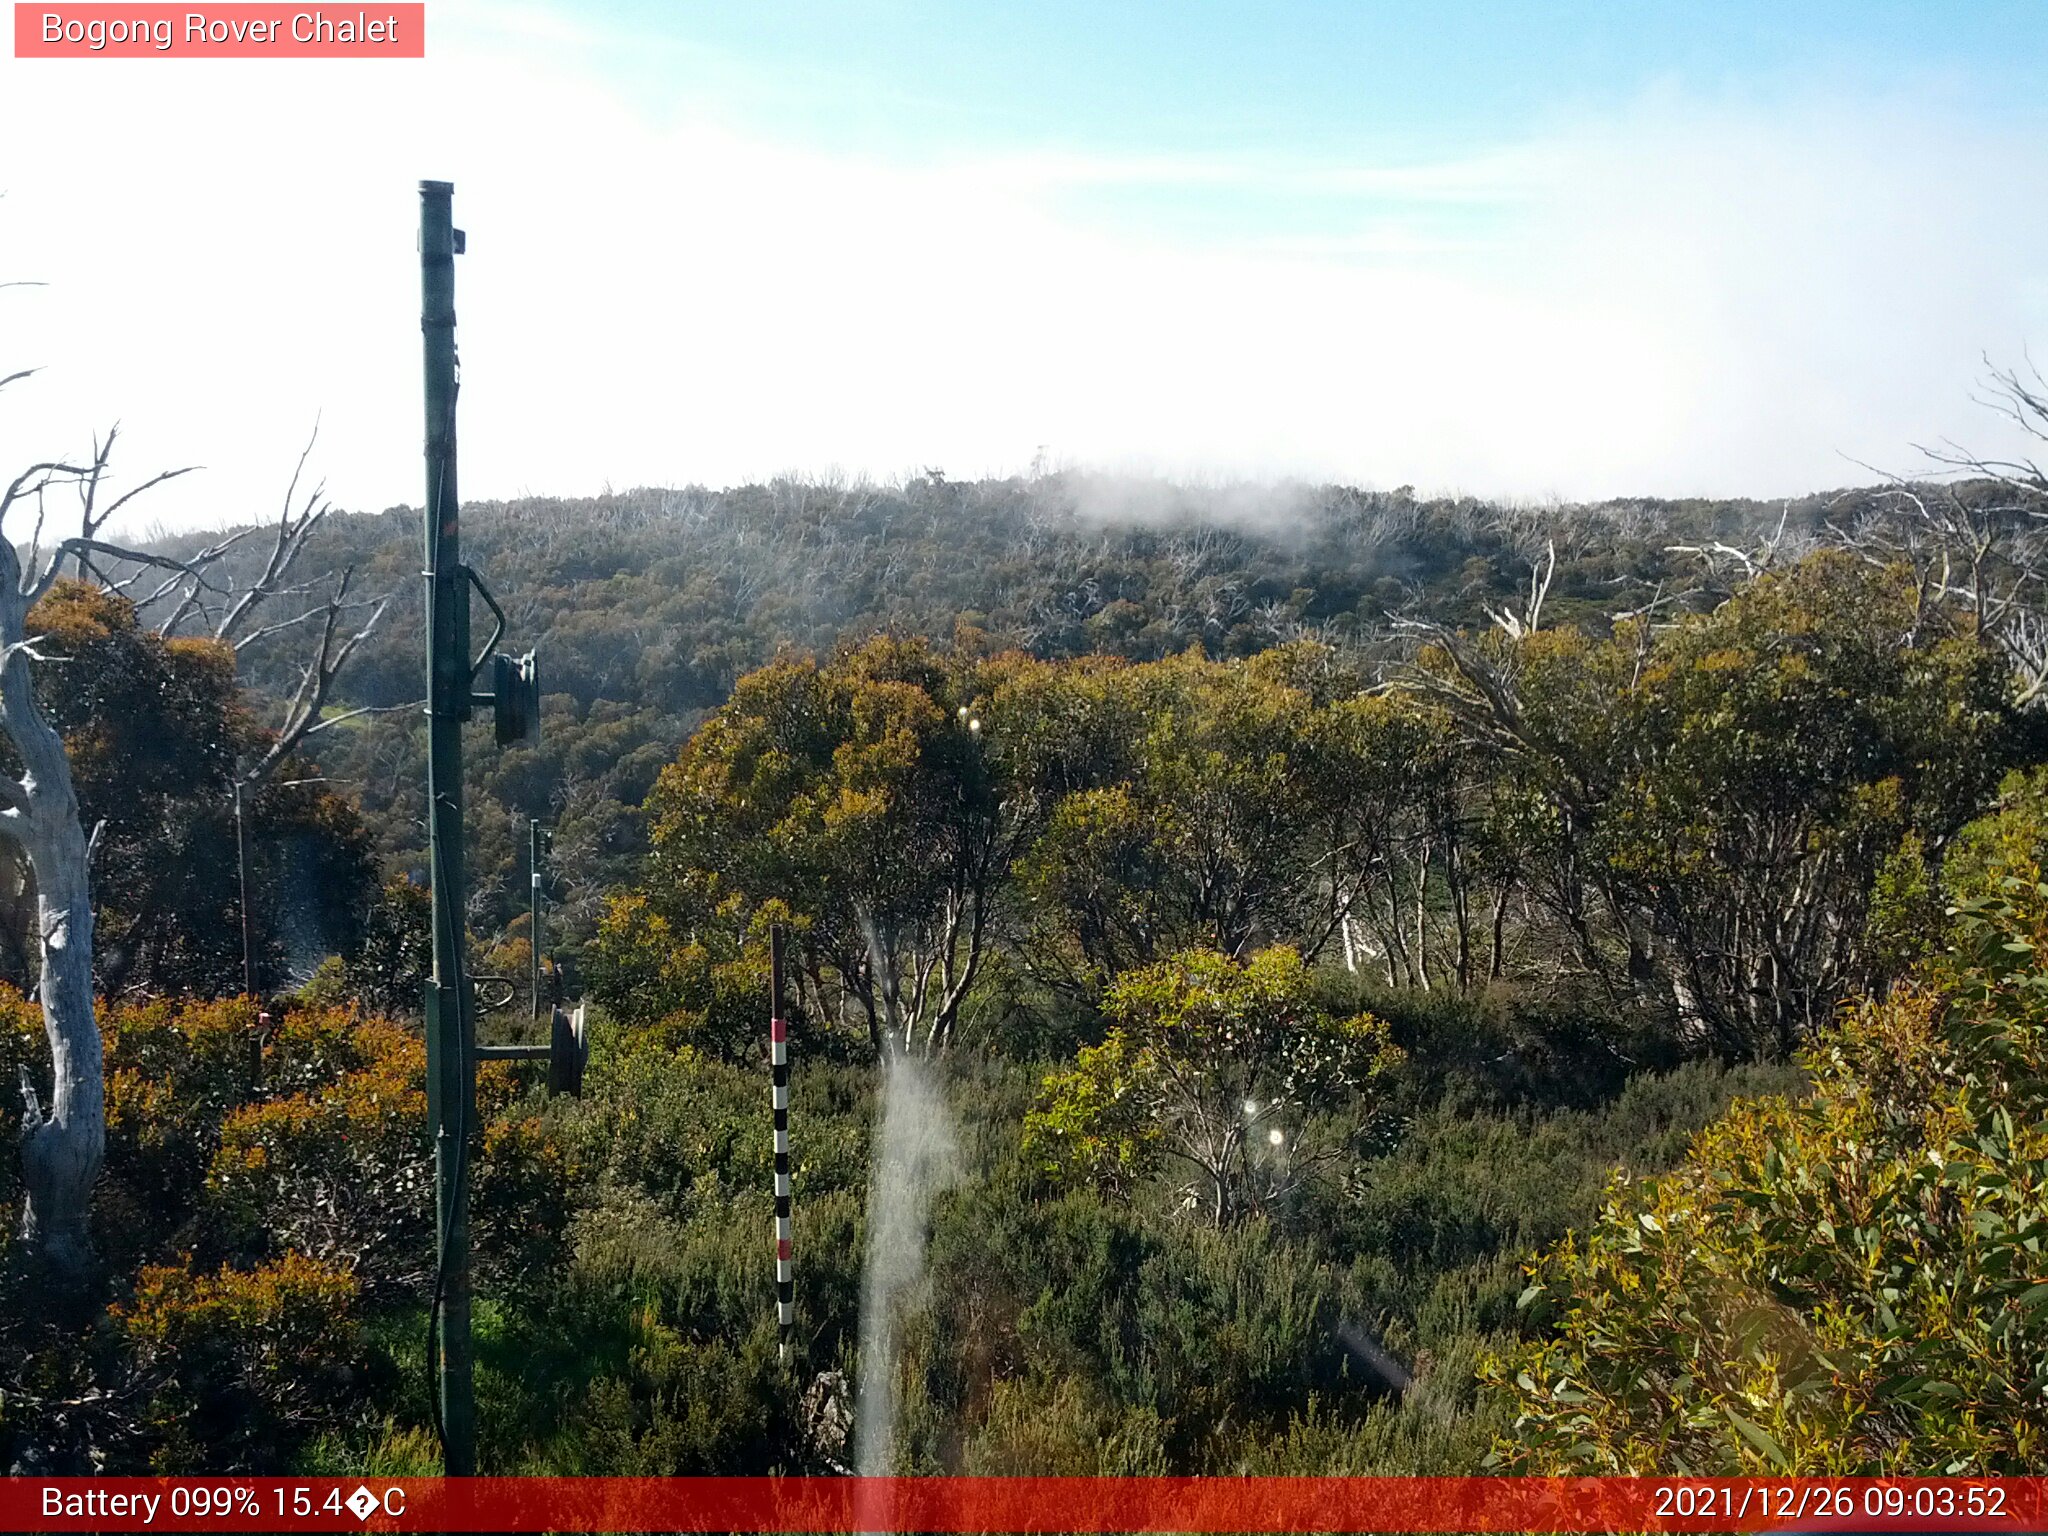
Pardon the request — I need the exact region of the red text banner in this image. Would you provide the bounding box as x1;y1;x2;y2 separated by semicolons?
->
14;5;425;57
7;1476;2048;1533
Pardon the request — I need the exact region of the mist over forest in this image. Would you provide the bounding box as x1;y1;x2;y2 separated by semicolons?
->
4;436;2043;1478
202;471;1933;961
8;0;2048;1498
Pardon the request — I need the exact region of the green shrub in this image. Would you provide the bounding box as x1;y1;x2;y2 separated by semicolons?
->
115;1252;363;1470
1024;947;1400;1226
1486;897;2048;1472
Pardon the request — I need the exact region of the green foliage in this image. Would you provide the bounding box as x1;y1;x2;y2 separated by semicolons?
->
585;891;771;1057
599;550;2020;1072
962;1373;1170;1474
1314;688;1516;992
264;477;1879;968
1007;650;1356;989
208;1016;431;1295
9;581;378;998
1607;554;2015;1048
491;1190;801;1474
1937;763;2048;908
1865;830;1944;980
1026;947;1400;1225
903;1050;1778;1476
1423;552;2021;1055
1487;894;2048;1472
22;479;2042;1481
598;637;1023;1056
338;878;432;1018
0;991;572;1472
115;1252;363;1470
1021;1031;1159;1196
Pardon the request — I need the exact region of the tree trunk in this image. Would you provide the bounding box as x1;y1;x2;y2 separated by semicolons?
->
10;640;101;1277
1412;840;1433;992
1449;844;1472;993
19;821;97;1276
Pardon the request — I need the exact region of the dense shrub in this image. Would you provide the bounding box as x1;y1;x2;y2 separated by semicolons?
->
115;1253;363;1469
1024;947;1401;1225
2;991;574;1472
1488;897;2048;1472
208;1018;431;1292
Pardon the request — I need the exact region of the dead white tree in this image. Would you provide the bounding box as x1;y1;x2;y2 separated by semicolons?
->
1665;502;1800;593
76;426;400;997
1483;538;1555;641
1829;355;2048;704
106;426;398;770
6;409;395;1273
3;419;194;1275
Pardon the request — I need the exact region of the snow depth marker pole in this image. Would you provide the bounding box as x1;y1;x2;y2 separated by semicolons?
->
771;924;795;1360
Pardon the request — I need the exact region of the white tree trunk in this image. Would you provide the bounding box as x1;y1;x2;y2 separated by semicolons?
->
0;418;308;1277
18;815;97;1274
4;618;103;1276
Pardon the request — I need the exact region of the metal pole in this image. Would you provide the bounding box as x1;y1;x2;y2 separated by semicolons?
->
530;818;543;1021
234;779;254;998
419;178;476;1477
770;925;794;1360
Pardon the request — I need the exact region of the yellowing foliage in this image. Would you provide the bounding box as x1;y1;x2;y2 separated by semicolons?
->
1486;893;2048;1473
1025;946;1401;1225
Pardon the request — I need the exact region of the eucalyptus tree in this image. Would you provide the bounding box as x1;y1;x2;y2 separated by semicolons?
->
3;420;196;1274
1023;945;1401;1227
4;580;378;1000
607;636;1032;1058
4;398;390;1273
1402;552;2018;1056
1009;648;1349;991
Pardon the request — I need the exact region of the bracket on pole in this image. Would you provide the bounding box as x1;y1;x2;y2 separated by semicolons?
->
418;176;562;1480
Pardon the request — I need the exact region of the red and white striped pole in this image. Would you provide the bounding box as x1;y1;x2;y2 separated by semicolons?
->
770;925;795;1361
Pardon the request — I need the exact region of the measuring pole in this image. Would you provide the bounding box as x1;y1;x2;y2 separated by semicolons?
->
770;926;794;1360
420;178;476;1477
530;819;544;1021
234;779;254;997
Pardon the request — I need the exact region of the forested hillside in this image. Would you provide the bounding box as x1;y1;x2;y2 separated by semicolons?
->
10;0;2045;1490
5;464;2046;1477
195;473;1936;981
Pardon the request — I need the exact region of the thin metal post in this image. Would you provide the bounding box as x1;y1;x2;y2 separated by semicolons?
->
770;925;794;1360
234;779;254;998
530;818;543;1021
419;178;476;1477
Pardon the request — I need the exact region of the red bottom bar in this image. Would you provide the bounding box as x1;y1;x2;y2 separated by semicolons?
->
10;1476;2048;1533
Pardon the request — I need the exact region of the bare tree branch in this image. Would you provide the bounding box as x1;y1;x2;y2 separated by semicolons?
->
235;573;394;792
1484;539;1555;640
208;418;332;645
1826;364;2048;705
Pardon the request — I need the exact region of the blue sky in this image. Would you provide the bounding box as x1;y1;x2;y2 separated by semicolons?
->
2;2;2045;528
591;2;2040;149
512;2;2048;248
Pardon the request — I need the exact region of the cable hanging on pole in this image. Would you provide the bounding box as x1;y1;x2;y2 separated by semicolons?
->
415;178;563;1477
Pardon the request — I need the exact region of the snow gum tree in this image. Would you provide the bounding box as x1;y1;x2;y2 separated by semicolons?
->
2;403;385;1276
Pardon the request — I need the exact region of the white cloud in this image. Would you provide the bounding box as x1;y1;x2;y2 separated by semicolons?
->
0;16;2042;535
